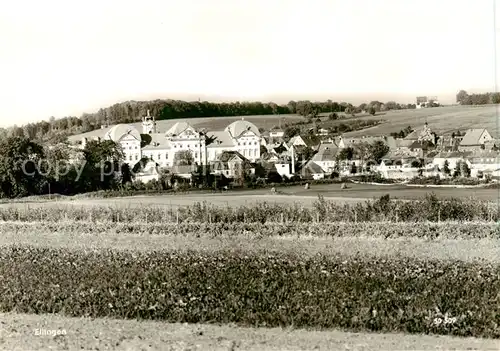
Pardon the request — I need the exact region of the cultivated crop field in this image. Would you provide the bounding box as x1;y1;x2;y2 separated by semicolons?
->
344;104;500;137
0;195;500;350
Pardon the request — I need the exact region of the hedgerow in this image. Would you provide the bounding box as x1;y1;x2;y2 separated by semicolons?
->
2;221;499;239
1;194;498;223
0;246;498;338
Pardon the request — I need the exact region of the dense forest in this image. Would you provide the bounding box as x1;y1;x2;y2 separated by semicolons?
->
0;98;417;144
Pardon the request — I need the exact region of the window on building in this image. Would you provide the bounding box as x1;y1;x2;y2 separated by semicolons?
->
195;152;198;158
165;153;168;159
129;155;132;161
158;153;160;160
135;154;139;160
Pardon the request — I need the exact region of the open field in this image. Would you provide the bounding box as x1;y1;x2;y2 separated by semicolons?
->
1;312;498;351
0;183;498;210
68;105;500;142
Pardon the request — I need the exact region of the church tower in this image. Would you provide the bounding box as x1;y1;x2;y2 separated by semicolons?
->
142;110;156;134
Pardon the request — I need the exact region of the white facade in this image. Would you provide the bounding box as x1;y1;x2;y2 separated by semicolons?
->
99;118;262;169
104;125;142;166
274;163;291;178
234;131;261;161
432;156;463;170
120;134;142;164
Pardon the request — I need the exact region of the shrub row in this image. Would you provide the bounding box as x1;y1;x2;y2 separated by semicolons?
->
0;246;498;338
407;177;492;186
3;221;500;240
2;194;498;223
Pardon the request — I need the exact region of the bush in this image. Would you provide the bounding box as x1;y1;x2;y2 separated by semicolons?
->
0;247;498;338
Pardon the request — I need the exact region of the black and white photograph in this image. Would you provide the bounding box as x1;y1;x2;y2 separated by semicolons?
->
0;0;499;350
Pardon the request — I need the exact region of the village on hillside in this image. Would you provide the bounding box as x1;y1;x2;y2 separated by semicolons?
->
70;108;500;186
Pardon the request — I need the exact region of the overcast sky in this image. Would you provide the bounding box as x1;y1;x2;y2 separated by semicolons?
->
0;0;498;126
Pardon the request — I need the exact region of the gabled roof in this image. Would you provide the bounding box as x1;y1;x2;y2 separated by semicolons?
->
304;161;324;174
311;143;338;162
460;129;491;146
142;133;172;150
104;124;141;142
302;135;321;148
404;127;424;140
225;120;260;138
206;131;235;148
165;122;198;137
409;140;424;149
216;150;248;163
269;125;284;132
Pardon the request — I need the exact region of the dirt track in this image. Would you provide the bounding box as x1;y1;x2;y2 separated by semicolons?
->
1;312;498;351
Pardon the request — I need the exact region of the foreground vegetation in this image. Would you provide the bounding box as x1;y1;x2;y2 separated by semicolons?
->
2;221;500;240
2;194;498;223
1;193;498;341
0;247;498;338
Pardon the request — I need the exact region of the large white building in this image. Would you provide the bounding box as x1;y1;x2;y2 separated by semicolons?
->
98;113;262;168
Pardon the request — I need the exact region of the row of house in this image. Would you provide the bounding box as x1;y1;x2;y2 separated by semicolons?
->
72;111;500;182
260;123;500;180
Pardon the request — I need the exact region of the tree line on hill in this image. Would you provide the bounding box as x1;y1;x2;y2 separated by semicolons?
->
0;98;417;145
456;90;500;105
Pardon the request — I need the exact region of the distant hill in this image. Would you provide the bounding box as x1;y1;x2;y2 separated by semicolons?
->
69;105;500;144
5;93;498;143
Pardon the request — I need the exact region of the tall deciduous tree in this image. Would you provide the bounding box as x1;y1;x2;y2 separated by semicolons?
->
0;136;45;198
367;140;390;164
